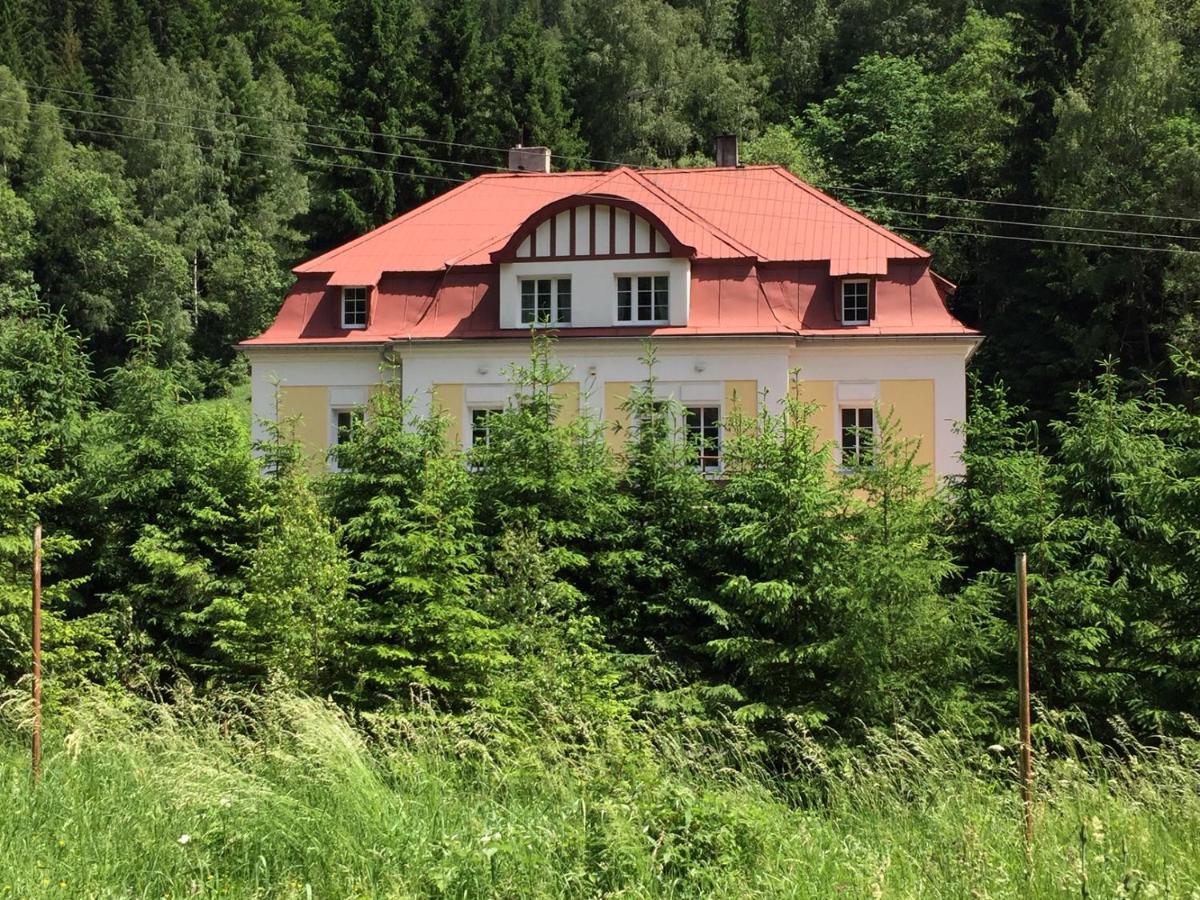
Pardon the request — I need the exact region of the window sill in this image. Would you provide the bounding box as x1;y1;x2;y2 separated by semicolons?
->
341;323;368;330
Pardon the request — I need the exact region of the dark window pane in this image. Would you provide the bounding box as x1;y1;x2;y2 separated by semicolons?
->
557;279;571;323
617;277;631;321
637;276;653;320
686;405;721;471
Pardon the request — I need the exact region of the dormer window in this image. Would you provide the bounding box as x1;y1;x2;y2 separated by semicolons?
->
520;277;572;325
617;275;669;323
341;286;368;329
840;279;871;325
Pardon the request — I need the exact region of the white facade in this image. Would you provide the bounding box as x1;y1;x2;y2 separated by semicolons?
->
245;334;978;479
497;257;692;329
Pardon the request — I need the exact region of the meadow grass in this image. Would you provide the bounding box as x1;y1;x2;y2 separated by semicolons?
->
1;694;1198;899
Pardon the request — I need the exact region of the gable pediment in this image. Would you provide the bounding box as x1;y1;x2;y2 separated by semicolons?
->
491;194;695;264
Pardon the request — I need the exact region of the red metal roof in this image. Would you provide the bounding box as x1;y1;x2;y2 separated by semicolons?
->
246;166;975;347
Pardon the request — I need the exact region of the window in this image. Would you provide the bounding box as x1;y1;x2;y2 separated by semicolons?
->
333;407;364;468
342;286;368;328
840;406;875;467
469;407;500;448
634;399;670;442
685;405;721;473
617;275;669;323
520;278;571;325
841;279;870;325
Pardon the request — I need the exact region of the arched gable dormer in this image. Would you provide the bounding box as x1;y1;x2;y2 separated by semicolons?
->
491;195;696;263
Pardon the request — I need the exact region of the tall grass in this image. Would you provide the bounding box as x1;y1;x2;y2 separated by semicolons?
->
1;693;1198;898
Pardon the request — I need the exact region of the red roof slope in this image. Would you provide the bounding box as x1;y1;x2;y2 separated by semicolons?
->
292;165;929;282
245;165;976;347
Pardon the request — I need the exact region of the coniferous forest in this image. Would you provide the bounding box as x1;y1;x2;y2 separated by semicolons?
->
2;0;1200;895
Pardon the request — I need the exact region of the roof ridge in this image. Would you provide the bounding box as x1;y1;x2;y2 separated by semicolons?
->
624;168;759;259
767;166;931;259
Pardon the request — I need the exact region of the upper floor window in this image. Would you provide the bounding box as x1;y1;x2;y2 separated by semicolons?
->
617;275;669;323
342;286;368;329
841;279;870;325
520;277;571;325
840;406;875;467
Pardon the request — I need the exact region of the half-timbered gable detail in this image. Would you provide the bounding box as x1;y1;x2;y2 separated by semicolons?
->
491;195;694;262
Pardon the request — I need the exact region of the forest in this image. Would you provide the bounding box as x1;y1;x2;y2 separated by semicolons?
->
1;0;1200;895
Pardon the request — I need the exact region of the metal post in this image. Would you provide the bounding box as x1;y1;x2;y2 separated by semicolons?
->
32;523;42;784
1016;550;1033;860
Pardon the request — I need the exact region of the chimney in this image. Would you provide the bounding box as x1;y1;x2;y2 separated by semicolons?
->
714;134;739;168
508;145;551;173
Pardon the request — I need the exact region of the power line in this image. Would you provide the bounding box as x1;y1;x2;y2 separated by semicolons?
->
830;184;1200;226
21;80;1200;229
1;98;506;175
8;97;1197;248
881;208;1200;244
3;114;1197;258
19;81;532;163
895;223;1197;256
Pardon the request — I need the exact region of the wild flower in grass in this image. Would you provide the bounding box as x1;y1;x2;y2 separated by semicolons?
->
178;834;191;845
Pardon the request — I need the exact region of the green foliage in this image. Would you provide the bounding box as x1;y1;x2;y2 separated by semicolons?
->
697;388;842;729
471;333;624;579
327;382;502;707
204;418;351;693
955;361;1200;734
4;692;1200;897
592;344;716;667
0;286;109;690
494;11;585;157
76;343;262;681
565;0;759;163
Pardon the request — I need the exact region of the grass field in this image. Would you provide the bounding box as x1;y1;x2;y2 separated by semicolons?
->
1;694;1198;898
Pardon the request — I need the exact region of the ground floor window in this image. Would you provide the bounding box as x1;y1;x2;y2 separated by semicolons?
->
332;407;364;467
685;405;721;473
840;406;875;467
469;407;502;448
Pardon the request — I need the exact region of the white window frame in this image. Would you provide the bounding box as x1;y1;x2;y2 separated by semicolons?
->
615;273;670;325
341;285;369;329
330;406;365;470
841;279;871;326
466;404;505;451
683;403;723;474
519;276;572;326
838;404;877;469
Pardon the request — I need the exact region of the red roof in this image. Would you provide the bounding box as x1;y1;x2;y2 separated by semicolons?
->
245;165;976;347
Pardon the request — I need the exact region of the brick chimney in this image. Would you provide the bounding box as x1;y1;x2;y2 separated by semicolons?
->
508;145;551;173
714;134;739;168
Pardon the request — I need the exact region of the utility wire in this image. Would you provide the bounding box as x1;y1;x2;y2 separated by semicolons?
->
19;81;1200;228
833;184;1200;226
3;113;1197;258
8;97;1198;246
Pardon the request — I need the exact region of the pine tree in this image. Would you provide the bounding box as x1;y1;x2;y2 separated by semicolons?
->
327;383;502;708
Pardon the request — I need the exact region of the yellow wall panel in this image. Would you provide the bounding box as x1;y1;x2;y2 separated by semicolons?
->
879;379;936;486
552;381;580;427
793;379;836;454
431;383;465;448
604;380;635;453
723;379;758;425
278;385;329;475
